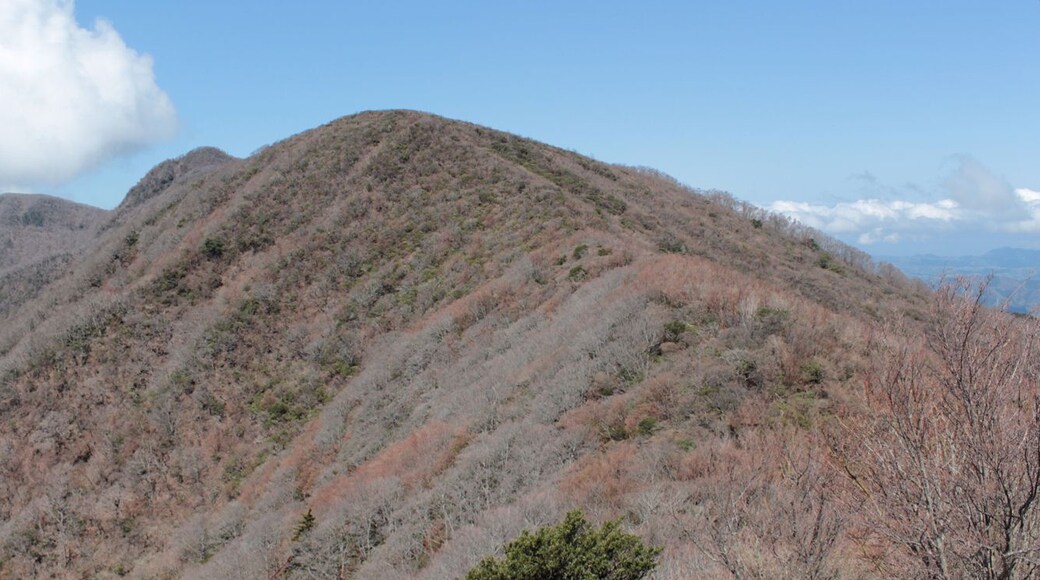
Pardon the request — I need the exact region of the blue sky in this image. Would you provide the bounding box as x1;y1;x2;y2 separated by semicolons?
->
3;1;1038;256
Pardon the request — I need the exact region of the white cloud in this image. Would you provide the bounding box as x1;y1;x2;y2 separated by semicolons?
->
942;155;1021;217
771;198;961;236
0;0;176;188
1018;188;1040;204
1005;188;1040;233
770;157;1040;245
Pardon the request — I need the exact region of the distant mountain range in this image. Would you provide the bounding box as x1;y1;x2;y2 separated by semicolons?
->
882;247;1039;314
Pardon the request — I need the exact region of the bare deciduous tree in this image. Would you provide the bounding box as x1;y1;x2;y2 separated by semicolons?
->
676;430;845;579
836;278;1040;579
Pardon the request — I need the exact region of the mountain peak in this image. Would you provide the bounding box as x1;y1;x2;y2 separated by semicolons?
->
0;112;933;578
119;146;237;210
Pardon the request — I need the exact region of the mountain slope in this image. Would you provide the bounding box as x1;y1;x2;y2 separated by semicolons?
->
0;193;111;318
0;111;928;578
0;193;109;273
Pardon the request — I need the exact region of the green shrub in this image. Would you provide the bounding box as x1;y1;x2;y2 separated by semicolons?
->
331;360;358;378
663;320;688;342
198;391;225;417
657;236;686;254
202;237;225;259
755;306;788;321
637;417;658;436
605;424;628;441
170;369;193;392
736;357;758;387
616;366;642;386
573;244;589;259
801;360;824;384
20;208;45;227
466;510;660;580
568;266;587;281
754;306;790;336
817;253;845;274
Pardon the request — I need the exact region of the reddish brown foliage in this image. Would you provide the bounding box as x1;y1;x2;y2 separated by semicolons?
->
310;421;470;510
561;444;640;509
0;110;933;577
834;278;1040;579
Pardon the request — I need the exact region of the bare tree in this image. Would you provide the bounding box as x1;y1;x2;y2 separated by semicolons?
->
836;278;1040;579
682;431;844;579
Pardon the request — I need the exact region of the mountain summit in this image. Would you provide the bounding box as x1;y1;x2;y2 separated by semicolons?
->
0;111;928;578
118;146;237;211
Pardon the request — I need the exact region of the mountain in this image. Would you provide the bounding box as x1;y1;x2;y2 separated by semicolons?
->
0;193;110;273
883;247;1040;313
117;146;236;212
0;193;110;318
0;111;933;578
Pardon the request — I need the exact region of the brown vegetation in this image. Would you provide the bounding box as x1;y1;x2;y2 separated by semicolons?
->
0;193;110;318
1;110;1026;579
833;278;1040;578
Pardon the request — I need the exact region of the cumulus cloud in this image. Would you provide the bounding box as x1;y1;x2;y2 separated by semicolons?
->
770;157;1040;246
942;155;1021;217
771;198;962;245
1007;188;1040;233
0;0;176;187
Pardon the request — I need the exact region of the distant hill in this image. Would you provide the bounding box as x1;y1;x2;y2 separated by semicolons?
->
883;247;1039;313
0;111;940;578
0;193;109;273
0;193;111;317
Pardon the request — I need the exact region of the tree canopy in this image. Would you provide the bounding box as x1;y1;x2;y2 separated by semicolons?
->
466;510;660;580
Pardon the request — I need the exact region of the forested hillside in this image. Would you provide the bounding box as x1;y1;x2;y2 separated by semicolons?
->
0;193;110;318
0;111;1035;579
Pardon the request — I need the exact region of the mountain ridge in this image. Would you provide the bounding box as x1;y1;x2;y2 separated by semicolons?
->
0;110;930;578
117;146;237;212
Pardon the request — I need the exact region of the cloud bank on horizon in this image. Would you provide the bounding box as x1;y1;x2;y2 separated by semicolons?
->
0;0;175;190
771;156;1040;247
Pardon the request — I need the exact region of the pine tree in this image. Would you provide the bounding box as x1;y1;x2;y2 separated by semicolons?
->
293;509;315;541
466;510;660;580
